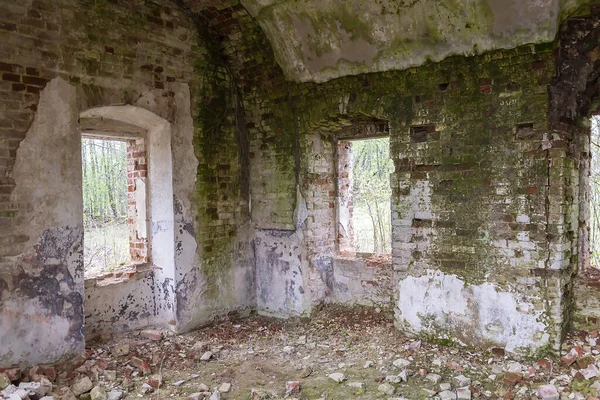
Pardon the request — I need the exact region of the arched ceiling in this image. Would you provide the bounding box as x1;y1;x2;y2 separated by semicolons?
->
236;0;589;83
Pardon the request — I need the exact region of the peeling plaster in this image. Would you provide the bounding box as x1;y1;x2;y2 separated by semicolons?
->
255;229;311;317
396;270;550;356
0;77;84;367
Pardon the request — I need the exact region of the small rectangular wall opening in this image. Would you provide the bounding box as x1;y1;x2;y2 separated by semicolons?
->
82;137;148;278
337;137;393;255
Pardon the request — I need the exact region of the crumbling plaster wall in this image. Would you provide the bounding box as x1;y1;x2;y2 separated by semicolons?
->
0;0;254;367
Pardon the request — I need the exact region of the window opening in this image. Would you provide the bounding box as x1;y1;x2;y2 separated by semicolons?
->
82;137;148;278
337;136;393;255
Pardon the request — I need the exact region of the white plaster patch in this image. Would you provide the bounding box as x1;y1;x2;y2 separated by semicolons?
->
396;270;549;355
0;299;77;366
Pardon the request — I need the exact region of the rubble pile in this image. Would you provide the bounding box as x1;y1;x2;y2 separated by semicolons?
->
2;306;600;399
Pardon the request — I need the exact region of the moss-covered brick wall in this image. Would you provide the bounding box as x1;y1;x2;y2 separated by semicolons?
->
194;0;590;356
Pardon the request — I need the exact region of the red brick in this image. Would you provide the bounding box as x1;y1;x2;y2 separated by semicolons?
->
2;73;20;82
561;346;585;365
503;372;523;386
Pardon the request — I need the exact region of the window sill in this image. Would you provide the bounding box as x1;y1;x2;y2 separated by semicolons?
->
84;263;160;287
334;253;392;268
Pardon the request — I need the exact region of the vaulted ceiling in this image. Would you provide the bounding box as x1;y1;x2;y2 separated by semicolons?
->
233;0;588;83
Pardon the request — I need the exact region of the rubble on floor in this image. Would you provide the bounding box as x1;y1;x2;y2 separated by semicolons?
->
3;305;600;399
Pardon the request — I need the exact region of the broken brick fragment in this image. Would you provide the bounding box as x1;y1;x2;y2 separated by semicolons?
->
130;356;152;375
503;372;523;386
560;346;585;365
0;367;21;381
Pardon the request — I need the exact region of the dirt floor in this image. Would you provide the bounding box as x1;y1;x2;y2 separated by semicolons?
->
3;305;600;399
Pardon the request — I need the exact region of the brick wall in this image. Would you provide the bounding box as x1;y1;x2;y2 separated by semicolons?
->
220;6;568;352
126;139;148;263
182;0;587;356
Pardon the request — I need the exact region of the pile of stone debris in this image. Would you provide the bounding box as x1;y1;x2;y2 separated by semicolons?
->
4;307;600;399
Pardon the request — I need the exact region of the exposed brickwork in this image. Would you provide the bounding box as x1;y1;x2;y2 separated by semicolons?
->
177;0;590;354
2;0;600;364
548;6;600;331
336;140;354;254
126;139;148;263
0;0;198;252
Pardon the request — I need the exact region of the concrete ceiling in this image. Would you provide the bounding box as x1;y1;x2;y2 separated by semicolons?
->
239;0;589;83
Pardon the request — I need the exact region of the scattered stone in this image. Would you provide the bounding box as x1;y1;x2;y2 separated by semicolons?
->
219;383;231;393
20;379;51;398
200;351;213;361
537;384;560;400
580;363;599;380
147;376;162;388
453;375;471;387
422;388;438;396
328;373;346;383
397;369;408;382
192;341;210;353
250;388;278;399
0;374;9;390
347;382;364;389
107;389;125;400
409;340;422;350
130;356;152;375
503;371;523;386
386;375;401;383
457;386;472;399
393;358;411;368
363;360;374;368
90;386;107;400
111;344;130;357
378;383;395;395
172;380;187;387
446;361;465;371
576;355;594;369
537;359;552;370
426;373;442;384
285;381;300;395
561;346;585;366
506;361;523;372
103;370;116;381
283;346;295;354
299;367;313;378
27;365;56;382
198;383;210;392
490;347;505;358
141;383;154;394
440;390;458;399
188;393;204;400
440;383;452;391
210;390;221;400
141;329;163;341
56;387;78;400
72;376;94;396
0;368;21;382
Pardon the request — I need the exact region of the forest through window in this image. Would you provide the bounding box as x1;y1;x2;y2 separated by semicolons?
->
81;138;131;277
351;137;393;254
